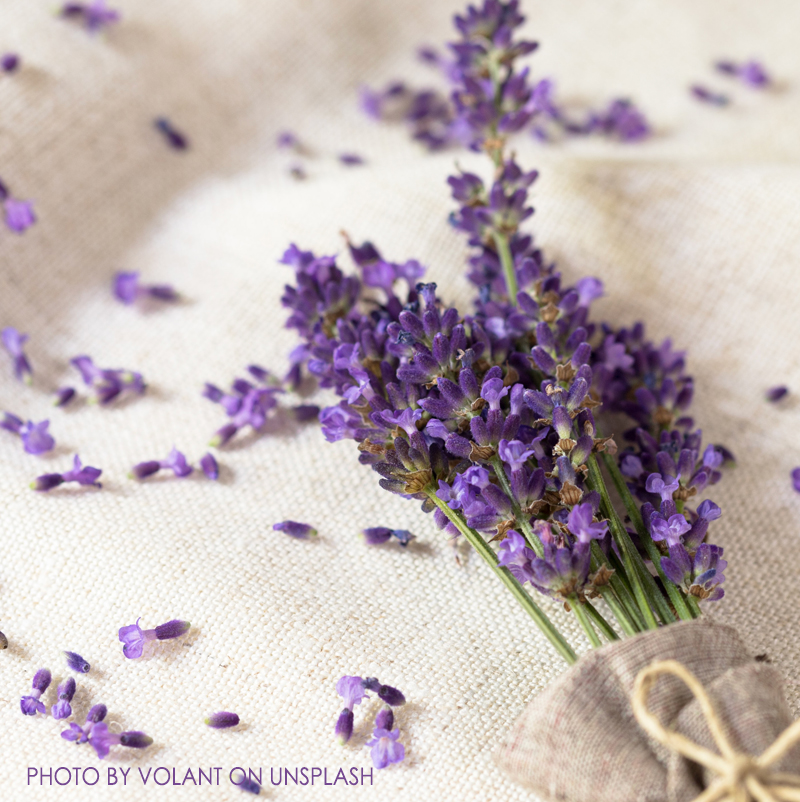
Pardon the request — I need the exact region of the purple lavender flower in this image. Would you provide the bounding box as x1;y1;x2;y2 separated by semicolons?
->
154;117;188;150
51;677;77;720
61;1;120;33
566;503;608;543
71;355;145;404
661;543;726;601
61;703;106;743
339;153;365;166
64;650;91;673
1;53;19;73
690;85;729;106
363;677;406;707
766;386;788;403
205;711;240;729
130;447;192;480
2;327;32;383
89;723;152;759
205;372;282;446
363;527;416;546
335;708;355;745
498;439;535;472
4;198;36;233
649;511;691;546
53;386;77;407
113;271;178;305
367;727;405;769
337;675;368;709
200;452;219;480
20;668;51;716
31;454;102;491
2;413;55;455
273;520;317;539
645;473;680;503
118;618;190;659
716;59;771;88
793;467;800;494
375;706;394;731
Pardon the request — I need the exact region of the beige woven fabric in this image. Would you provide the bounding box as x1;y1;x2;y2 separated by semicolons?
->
1;1;799;800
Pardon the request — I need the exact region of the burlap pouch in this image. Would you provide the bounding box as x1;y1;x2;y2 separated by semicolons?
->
497;619;800;801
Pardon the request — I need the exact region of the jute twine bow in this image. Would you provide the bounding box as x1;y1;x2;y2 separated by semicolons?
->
632;660;800;802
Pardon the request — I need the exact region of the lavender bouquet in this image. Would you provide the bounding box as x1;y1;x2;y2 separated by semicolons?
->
274;2;800;800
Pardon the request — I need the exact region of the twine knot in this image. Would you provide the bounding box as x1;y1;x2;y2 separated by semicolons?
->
632;660;800;802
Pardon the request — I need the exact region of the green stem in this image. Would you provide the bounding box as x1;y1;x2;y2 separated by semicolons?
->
493;231;518;302
589;542;645;633
586;456;661;629
571;598;602;648
600;452;694;622
428;492;577;665
582;599;619;642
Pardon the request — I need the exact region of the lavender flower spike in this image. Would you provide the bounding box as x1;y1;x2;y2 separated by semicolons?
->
113;271;178;305
118;617;191;659
205;711;240;729
65;650;91;673
89;723;153;760
367;727;405;769
2;327;32;383
31;455;102;491
52;677;77;720
273;520;317;539
20;668;51;716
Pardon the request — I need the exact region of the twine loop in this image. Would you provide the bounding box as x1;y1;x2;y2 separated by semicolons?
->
632;659;800;802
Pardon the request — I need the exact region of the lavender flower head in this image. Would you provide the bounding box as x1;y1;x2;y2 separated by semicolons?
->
20;668;51;716
273;520;317;539
32;455;102;492
51;677;77;720
118;618;191;659
113;271;178;305
2;327;32;383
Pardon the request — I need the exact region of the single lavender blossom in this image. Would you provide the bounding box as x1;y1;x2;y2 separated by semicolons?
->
113;271;178;305
64;650;91;673
366;727;405;769
61;703;106;743
118;618;190;659
71;355;145;404
200;452;219;480
2;327;32;383
51;677;77;720
234;772;262;795
89;723;153;759
293;404;320;422
20;668;51;716
154;117;188;150
31;455;102;491
1;53;19;73
363;677;406;707
205;711;240;729
4;198;36;233
335;708;354;745
716;59;771;88
273;520;317;539
375;706;394;731
363;527;415;546
2;414;55;455
130;447;192;479
792;467;800;494
53;387;77;407
690;85;729;106
766;386;788;403
661;543;726;601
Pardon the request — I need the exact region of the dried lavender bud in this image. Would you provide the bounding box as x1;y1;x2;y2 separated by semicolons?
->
339;153;365;166
130;447;192;479
113;271;178;305
293;404;320;422
375;706;394;731
52;677;77;720
154;117;189;150
2;414;55;455
1;327;33;383
766;386;789;403
715;59;771;88
59;1;120;34
335;708;354;744
205;711;240;729
793;468;800;494
1;53;20;73
20;668;51;715
32;455;102;491
200;452;219;480
690;85;729;106
273;520;317;539
119;617;190;658
89;723;152;759
64;650;91;673
53;386;77;407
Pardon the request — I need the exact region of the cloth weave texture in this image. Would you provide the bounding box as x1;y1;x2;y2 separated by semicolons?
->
1;1;800;800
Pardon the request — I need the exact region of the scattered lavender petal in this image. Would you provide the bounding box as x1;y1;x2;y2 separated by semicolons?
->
273;520;317;539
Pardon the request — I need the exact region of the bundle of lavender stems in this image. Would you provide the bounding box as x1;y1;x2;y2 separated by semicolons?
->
280;0;730;663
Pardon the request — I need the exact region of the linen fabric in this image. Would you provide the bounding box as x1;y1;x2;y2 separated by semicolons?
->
1;1;799;800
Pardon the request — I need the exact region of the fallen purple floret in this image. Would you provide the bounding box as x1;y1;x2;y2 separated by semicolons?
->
293;404;320;422
339;153;365;166
113;271;178;305
154;117;189;150
71;354;145;405
793;467;800;494
716;59;771;88
200;452;219;480
690;85;729;106
205;711;240;729
52;677;77;720
21;668;51;716
65;650;91;673
89;723;153;759
766;386;788;403
3;414;55;455
1;53;19;73
60;1;120;33
273;520;317;539
131;447;192;479
119;617;190;659
367;727;405;769
53;386;77;407
2;326;33;382
277;130;299;149
32;455;102;491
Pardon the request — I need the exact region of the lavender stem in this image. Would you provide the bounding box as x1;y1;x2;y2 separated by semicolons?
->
572;597;602;647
